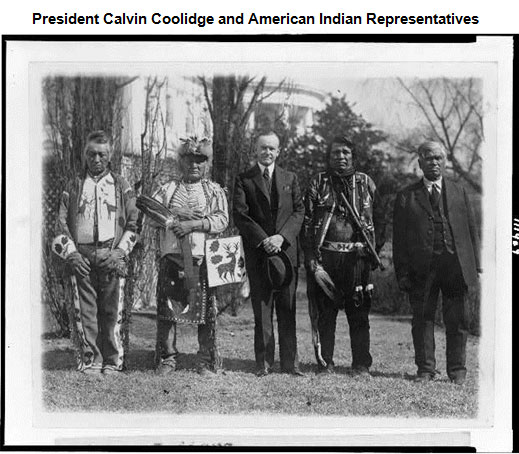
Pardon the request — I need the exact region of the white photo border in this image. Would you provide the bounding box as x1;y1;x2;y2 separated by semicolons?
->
3;36;513;449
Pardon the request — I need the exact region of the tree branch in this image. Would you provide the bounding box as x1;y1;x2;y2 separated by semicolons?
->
258;78;286;103
198;76;214;122
240;76;267;129
398;78;446;148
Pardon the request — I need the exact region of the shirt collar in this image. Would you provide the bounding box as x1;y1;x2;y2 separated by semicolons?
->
258;162;275;178
423;176;442;192
86;168;111;183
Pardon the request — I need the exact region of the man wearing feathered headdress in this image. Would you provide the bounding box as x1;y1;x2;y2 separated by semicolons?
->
149;137;229;375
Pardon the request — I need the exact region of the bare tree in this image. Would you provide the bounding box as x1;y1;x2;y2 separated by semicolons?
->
121;76;170;365
398;78;483;193
198;75;287;199
42;76;125;337
198;74;286;314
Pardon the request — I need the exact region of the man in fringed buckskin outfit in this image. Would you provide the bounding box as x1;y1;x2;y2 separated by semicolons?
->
52;130;139;375
151;137;229;375
303;136;386;377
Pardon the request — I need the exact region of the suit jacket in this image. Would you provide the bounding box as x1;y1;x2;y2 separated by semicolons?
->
233;164;304;269
392;178;480;290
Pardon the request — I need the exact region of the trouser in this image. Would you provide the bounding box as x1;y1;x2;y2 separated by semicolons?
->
155;256;220;370
408;250;468;379
249;265;299;372
71;245;125;370
310;250;373;369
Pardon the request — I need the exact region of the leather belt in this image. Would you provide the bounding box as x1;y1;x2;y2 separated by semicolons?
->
78;238;114;248
320;240;364;253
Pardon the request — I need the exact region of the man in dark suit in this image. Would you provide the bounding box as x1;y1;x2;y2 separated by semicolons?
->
393;141;481;385
234;131;305;376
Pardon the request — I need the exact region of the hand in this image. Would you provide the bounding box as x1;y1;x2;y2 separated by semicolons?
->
398;275;413;292
262;234;284;255
171;220;199;238
98;248;126;272
305;258;321;273
172;206;205;221
67;252;91;278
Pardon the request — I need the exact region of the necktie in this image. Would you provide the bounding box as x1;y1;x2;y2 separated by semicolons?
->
263;167;271;193
430;184;441;208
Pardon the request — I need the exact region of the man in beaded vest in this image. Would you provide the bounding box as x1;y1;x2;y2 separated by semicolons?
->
303;136;386;378
52;131;139;375
393;141;481;385
151;137;229;375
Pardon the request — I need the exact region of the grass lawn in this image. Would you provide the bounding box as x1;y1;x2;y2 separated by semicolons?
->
42;281;479;417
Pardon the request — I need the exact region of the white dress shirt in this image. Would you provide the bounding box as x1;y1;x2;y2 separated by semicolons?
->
423;176;442;194
257;162;275;179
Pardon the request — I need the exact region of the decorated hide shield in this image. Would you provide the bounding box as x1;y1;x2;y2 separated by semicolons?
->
205;236;246;288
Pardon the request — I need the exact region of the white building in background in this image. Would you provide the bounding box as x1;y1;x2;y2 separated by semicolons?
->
120;75;212;160
247;81;326;135
117;76;326;309
120;76;327;160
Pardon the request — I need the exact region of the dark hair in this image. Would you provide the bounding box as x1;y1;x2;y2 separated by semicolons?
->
327;135;355;158
82;130;112;170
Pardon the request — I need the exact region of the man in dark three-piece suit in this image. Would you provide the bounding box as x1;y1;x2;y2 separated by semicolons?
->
234;132;305;376
393;141;481;385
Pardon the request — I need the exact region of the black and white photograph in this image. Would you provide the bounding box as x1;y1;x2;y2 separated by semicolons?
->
3;38;512;447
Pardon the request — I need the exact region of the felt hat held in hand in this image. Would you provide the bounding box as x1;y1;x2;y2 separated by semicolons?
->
263;250;293;290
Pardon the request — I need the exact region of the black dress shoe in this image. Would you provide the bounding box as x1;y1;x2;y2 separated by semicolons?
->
414;373;434;383
290;369;305;377
198;366;217;377
281;368;305;377
351;366;372;380
450;375;466;385
255;367;270;377
317;364;335;374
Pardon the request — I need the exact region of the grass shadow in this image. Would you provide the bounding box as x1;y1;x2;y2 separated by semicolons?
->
42;348;76;371
42;348;417;382
42;347;265;374
370;370;411;380
220;356;257;373
125;350;209;372
125;348;155;371
220;359;333;375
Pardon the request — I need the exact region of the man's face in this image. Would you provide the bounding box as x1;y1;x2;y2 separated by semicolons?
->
180;155;207;183
255;134;280;167
85;142;111;176
418;147;446;181
329;142;353;174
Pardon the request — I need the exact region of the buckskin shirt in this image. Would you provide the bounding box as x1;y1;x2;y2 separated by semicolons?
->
153;179;228;258
52;170;138;372
151;177;229;372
